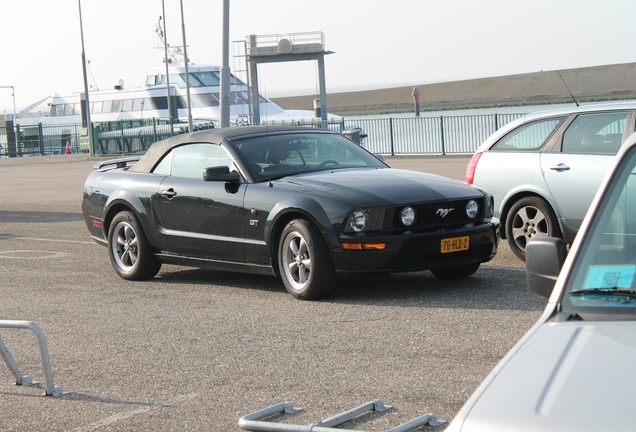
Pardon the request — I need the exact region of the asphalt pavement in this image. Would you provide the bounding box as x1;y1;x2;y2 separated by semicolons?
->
0;153;541;431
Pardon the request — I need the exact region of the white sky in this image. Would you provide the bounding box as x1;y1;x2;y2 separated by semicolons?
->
1;0;634;111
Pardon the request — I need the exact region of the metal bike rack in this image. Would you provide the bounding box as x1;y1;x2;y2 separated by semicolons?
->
238;399;443;432
0;320;66;397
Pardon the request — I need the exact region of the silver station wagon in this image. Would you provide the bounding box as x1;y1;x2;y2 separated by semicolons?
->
466;102;636;260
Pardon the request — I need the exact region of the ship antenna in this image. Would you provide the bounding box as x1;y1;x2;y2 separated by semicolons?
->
556;70;579;107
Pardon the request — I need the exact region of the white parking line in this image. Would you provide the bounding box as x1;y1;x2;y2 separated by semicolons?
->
0;250;70;259
73;393;199;432
0;235;95;245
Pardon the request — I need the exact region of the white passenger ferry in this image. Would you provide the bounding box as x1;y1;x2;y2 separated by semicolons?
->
17;30;336;128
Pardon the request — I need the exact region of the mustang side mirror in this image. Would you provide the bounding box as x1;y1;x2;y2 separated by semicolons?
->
525;237;567;298
203;166;241;182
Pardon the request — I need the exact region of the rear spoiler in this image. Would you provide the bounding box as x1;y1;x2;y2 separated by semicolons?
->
93;157;142;170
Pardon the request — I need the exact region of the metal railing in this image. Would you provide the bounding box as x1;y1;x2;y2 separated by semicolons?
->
0;320;66;397
0;113;526;158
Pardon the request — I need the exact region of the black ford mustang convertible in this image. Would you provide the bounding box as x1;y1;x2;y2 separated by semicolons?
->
82;126;499;299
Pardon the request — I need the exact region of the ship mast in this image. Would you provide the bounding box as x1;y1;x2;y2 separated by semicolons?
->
157;13;173;120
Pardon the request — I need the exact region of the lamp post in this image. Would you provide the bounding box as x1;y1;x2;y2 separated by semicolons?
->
219;0;230;128
160;3;173;120
179;0;193;131
77;0;94;156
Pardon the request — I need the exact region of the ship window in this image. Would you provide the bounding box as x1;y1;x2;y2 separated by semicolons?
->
231;91;249;104
142;98;153;111
133;99;144;111
64;104;77;115
146;75;157;86
169;74;187;88
184;73;203;88
52;104;64;116
190;95;205;108
229;73;245;85
122;99;133;112
111;100;122;112
103;100;112;113
92;101;103;114
192;71;220;87
194;93;220;107
151;96;167;110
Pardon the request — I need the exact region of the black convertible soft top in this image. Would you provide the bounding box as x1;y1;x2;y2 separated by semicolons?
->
128;125;334;173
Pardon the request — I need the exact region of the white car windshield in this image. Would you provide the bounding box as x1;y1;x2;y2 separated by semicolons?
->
564;149;636;310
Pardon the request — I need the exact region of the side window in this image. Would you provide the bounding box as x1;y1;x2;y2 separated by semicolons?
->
492;117;565;151
562;111;627;155
153;151;172;175
154;143;234;179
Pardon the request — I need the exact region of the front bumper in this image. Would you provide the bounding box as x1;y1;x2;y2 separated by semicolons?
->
332;220;500;274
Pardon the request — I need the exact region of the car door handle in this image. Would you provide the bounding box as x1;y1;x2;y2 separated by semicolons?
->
549;163;571;172
161;188;177;198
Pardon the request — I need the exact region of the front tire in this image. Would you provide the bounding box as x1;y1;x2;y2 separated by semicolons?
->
108;211;161;280
278;219;336;300
506;196;560;261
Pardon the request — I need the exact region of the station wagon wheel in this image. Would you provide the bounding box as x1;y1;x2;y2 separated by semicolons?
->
108;211;161;280
506;197;560;261
278;219;336;300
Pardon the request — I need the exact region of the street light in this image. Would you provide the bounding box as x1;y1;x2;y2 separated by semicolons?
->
219;0;230;128
77;0;94;156
179;0;193;131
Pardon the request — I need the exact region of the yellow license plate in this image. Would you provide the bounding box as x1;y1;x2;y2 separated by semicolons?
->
441;236;470;253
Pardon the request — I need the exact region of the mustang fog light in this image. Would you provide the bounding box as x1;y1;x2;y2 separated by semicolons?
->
466;200;479;219
400;207;416;226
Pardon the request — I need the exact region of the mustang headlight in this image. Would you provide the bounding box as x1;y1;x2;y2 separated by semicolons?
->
465;200;479;219
344;209;385;232
349;211;367;232
400;206;416;226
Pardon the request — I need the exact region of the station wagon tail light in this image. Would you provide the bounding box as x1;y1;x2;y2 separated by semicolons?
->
465;152;482;185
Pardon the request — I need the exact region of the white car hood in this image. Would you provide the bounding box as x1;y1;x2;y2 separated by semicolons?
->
451;321;636;432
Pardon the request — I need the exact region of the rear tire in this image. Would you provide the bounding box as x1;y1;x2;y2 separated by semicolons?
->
278;219;336;300
431;263;480;279
506;197;560;261
108;211;161;280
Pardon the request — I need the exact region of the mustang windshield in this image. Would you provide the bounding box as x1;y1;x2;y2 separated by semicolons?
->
232;132;387;181
563;149;636;310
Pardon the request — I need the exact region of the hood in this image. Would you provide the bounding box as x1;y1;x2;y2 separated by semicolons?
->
276;168;483;207
453;321;636;432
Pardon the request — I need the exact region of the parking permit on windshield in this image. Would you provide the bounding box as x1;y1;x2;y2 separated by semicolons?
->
584;265;636;289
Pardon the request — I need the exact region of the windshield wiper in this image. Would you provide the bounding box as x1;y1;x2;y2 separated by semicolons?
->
569;287;636;297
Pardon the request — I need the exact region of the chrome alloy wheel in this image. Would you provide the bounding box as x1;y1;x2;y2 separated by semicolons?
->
111;220;139;272
510;205;550;247
281;229;312;292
